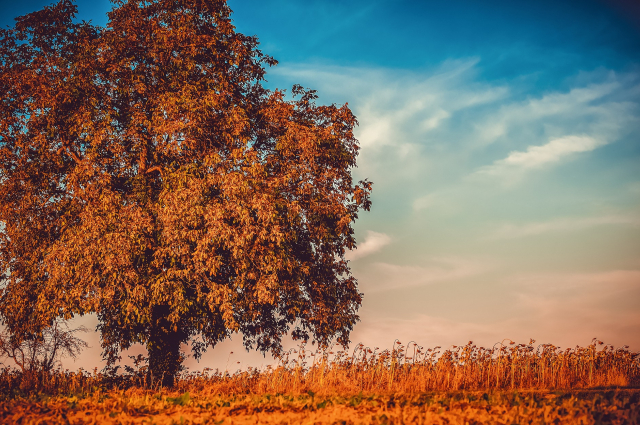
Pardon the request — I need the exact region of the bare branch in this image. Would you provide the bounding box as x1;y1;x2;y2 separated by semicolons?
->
146;165;163;176
0;320;89;372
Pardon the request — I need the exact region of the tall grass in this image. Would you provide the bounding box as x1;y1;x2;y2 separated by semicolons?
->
179;339;639;395
2;339;638;397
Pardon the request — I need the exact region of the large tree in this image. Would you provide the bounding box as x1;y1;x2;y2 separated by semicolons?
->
0;0;371;386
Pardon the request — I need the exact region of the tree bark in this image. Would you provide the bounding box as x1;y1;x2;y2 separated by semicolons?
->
147;305;185;387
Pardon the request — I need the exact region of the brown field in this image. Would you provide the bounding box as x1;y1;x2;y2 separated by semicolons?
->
2;339;639;424
4;389;640;424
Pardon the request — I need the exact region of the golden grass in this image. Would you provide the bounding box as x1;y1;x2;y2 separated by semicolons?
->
3;389;639;424
174;339;638;395
1;339;638;424
2;339;638;396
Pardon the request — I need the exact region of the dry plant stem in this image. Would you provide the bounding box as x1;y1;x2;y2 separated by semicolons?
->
0;339;637;396
0;340;638;424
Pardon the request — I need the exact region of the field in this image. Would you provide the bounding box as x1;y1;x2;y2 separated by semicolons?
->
1;339;639;424
4;389;640;424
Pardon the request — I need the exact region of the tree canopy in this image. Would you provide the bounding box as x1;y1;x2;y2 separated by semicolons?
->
0;0;371;386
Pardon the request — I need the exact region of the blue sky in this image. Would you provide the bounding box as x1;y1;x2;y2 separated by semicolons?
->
1;0;639;371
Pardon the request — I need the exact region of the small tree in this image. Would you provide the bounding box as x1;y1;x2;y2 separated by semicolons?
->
0;0;372;386
0;319;88;373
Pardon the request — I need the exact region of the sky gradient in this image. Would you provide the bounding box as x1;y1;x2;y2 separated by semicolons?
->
1;0;639;373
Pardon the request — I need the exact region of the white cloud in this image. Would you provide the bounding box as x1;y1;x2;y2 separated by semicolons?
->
412;193;438;211
512;269;640;292
501;135;604;167
361;257;494;292
346;230;391;261
421;108;451;131
272;60;509;178
349;61;508;152
351;314;496;350
273;62;638;194
474;81;625;146
490;214;640;239
476;135;607;178
270;62;640;355
505;269;640;347
352;269;640;351
464;76;639;186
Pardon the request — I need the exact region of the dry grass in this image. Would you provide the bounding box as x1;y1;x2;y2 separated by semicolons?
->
3;389;639;424
2;338;639;396
174;338;638;395
1;339;638;424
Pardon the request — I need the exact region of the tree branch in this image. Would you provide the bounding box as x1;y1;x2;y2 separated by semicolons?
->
56;145;83;163
146;165;163;176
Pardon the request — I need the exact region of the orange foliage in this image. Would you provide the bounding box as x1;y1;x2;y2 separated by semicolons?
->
0;0;371;386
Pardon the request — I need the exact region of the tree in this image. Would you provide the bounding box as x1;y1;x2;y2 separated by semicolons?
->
0;0;372;386
0;319;88;374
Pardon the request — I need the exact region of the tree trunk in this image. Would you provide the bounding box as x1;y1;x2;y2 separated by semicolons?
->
147;305;185;387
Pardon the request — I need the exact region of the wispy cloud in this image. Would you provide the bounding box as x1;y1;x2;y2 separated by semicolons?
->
353;269;640;350
467;76;639;186
490;214;640;239
512;269;640;291
505;269;640;346
272;60;508;175
273;62;639;192
474;80;631;146
271;61;640;353
361;257;494;292
476;135;607;178
346;230;391;261
351;313;495;350
412;193;438;211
